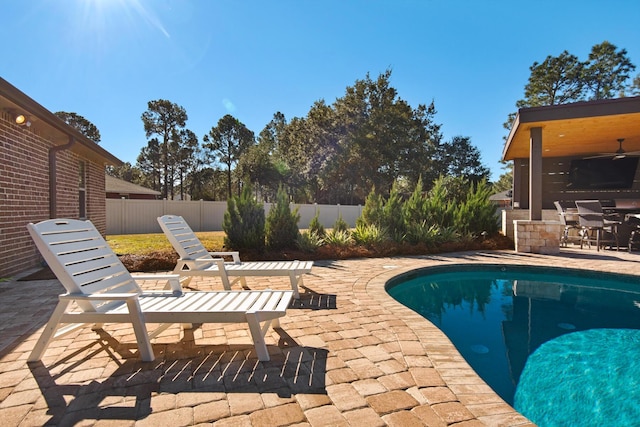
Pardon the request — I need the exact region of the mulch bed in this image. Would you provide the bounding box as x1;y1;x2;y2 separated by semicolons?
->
17;234;515;278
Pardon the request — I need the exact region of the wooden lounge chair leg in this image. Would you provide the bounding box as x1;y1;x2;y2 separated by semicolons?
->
125;298;155;362
28;299;71;362
245;312;270;361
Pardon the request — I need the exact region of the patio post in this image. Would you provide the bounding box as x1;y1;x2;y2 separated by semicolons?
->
529;127;542;221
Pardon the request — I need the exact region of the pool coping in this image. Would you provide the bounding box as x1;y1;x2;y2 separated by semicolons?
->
361;252;640;425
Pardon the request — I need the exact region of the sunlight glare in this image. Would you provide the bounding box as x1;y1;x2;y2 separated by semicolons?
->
79;0;170;39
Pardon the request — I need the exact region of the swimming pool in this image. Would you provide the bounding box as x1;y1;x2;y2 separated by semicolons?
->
386;264;640;426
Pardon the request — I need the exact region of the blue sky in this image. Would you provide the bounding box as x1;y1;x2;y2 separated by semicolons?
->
3;0;640;181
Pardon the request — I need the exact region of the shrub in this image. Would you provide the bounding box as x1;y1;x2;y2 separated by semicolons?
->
308;212;325;237
352;223;388;246
266;186;301;250
437;226;461;244
324;229;353;247
424;176;457;229
437;175;471;204
453;179;498;236
357;186;384;227
223;185;265;252
382;182;406;242
402;176;426;229
332;215;350;233
405;220;437;245
296;231;324;252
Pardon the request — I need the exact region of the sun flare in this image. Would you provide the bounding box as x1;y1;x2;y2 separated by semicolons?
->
77;0;170;40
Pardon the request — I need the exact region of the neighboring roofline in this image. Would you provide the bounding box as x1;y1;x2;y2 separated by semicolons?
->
489;190;512;200
0;77;122;166
105;175;161;196
502;96;640;161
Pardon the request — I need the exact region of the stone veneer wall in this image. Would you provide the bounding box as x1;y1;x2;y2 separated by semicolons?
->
513;220;563;254
502;209;559;239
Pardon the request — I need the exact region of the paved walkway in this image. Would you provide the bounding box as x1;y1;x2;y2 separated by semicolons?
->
1;248;639;426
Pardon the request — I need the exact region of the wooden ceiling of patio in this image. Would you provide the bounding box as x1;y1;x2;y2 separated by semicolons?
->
503;97;640;160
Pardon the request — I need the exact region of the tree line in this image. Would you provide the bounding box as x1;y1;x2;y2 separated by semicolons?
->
106;69;490;204
60;41;638;202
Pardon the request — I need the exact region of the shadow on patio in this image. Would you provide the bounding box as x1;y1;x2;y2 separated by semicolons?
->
28;327;327;425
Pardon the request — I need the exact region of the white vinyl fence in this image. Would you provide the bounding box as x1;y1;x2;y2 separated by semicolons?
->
106;199;363;235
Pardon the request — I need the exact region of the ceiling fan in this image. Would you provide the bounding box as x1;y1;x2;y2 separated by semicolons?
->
585;138;640;160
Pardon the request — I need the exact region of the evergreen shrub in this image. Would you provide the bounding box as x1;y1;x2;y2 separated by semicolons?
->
266;186;301;250
453;179;498;235
223;185;265;252
357;187;384;227
382;183;406;242
309;212;325;237
332;215;350;233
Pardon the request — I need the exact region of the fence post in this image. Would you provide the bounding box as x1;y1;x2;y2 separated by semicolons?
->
200;199;204;231
120;197;126;235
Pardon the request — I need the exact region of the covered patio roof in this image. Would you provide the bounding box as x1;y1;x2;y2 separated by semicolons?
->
502;96;640;161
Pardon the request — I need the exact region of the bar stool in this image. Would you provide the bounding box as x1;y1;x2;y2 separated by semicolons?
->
627;215;640;252
554;201;580;246
575;200;619;251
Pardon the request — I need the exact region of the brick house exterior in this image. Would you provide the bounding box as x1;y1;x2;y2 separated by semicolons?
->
0;78;121;277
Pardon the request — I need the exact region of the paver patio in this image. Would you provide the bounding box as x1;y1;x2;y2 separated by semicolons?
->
1;248;638;426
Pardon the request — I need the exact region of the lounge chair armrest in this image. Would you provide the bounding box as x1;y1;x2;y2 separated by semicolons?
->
59;292;140;301
133;274;180;280
208;251;241;263
132;274;183;294
181;257;224;265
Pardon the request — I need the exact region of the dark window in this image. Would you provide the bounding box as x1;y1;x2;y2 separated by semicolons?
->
568;157;639;189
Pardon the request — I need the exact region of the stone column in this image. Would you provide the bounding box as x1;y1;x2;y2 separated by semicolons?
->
514;220;562;254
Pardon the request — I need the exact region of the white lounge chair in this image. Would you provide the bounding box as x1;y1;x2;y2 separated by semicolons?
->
157;215;313;299
27;219;293;362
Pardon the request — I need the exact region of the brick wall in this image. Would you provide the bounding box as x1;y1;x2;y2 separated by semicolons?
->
87;160;106;233
0;112;106;278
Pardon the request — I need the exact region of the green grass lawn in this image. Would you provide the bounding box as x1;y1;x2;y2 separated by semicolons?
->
107;232;226;255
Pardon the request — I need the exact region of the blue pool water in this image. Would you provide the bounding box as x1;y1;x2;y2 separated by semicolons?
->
386;264;640;426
